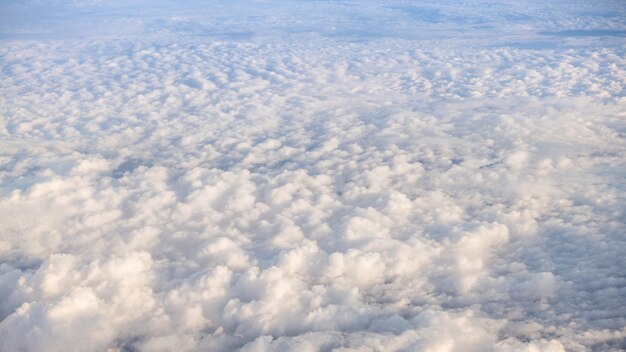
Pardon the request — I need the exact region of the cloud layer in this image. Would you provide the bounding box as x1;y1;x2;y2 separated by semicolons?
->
1;1;625;351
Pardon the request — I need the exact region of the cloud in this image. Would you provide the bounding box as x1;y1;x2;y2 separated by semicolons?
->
1;1;625;351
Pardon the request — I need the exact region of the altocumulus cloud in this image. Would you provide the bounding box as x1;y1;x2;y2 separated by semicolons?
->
1;0;625;351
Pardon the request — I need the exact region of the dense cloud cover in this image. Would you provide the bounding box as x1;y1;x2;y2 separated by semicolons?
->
1;0;625;351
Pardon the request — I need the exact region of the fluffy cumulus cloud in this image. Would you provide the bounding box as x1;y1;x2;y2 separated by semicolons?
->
1;0;625;351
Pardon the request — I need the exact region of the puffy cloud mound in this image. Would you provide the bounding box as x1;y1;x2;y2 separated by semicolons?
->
1;0;626;351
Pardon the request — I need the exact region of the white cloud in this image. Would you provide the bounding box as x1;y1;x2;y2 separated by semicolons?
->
1;0;625;351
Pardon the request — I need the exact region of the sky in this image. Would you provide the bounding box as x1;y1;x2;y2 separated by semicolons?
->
1;1;625;351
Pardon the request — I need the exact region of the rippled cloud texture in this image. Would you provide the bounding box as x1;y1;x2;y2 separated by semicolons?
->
1;0;625;351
